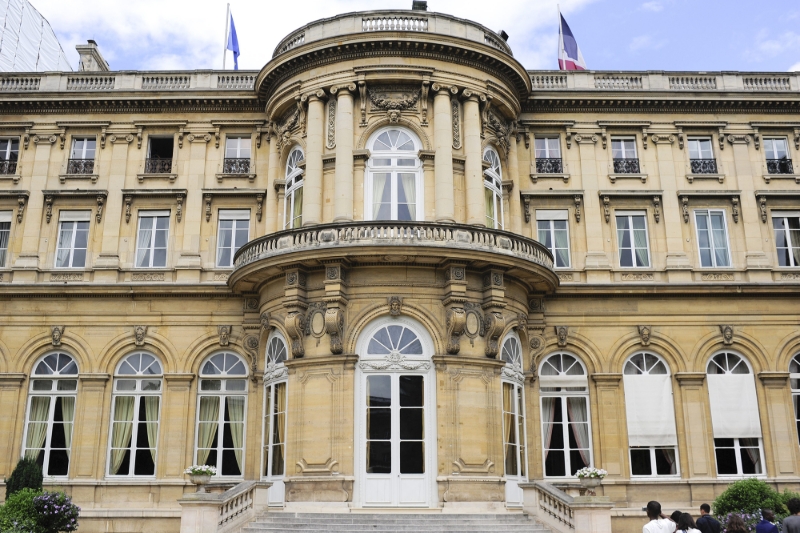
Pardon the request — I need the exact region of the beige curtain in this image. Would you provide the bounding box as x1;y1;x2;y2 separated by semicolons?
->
484;187;495;228
24;396;51;460
264;386;273;477
55;223;74;267
110;396;135;474
227;396;246;472
144;396;160;461
503;383;516;476
196;396;220;465
61;396;75;457
272;383;287;476
567;397;590;466
541;397;556;459
291;187;303;228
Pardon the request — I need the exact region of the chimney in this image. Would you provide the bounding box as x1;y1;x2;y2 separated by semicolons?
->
412;1;427;10
76;40;110;72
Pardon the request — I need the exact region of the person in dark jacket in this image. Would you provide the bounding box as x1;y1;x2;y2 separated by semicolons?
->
755;509;779;533
695;504;721;533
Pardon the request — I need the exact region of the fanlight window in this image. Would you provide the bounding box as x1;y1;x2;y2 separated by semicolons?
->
624;353;668;375
372;129;416;152
501;335;522;369
202;352;247;376
367;324;423;356
483;148;504;230
367;128;421;221
266;335;288;366
118;352;162;376
707;352;750;374
34;353;78;376
284;147;304;229
539;352;587;392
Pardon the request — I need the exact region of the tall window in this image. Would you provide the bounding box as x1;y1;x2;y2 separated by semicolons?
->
764;138;792;175
623;353;678;477
790;354;800;446
707;352;763;476
0;211;10;267
145;137;174;174
224;137;251;174
536;210;570;268
501;335;526;482
23;353;78;477
694;210;730;268
108;353;162;477
616;212;650;268
0;138;19;175
55;211;90;269
688;138;717;174
773;213;800;267
216;210;250;268
263;333;288;481
612;137;639;173
367;128;421;221
284;147;304;229
197;352;248;477
539;353;592;477
534;137;562;173
70;138;96;160
135;211;169;268
483;148;504;229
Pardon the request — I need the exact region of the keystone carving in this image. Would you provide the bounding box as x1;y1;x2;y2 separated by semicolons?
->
483;312;505;358
218;325;232;346
285;312;306;358
555;326;569;348
324;308;345;355
638;325;652;346
51;326;65;346
133;325;148;347
445;307;467;355
388;296;403;316
719;325;734;346
260;312;271;331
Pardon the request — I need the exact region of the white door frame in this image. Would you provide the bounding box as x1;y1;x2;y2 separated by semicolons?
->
353;316;438;508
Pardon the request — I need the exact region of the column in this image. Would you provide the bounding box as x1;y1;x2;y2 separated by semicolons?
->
675;373;712;479
302;90;325;226
332;84;355;222
463;92;484;226
432;85;455;223
758;372;798;477
507;132;522;234
265;130;281;234
0;374;25;478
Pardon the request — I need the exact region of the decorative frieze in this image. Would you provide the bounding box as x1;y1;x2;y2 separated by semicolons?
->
50;273;83;282
702;273;734;281
622;273;654;281
132;272;165;281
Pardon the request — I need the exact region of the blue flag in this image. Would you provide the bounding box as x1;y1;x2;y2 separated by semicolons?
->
227;13;240;70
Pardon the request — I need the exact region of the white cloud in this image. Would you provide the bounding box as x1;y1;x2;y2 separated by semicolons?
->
640;1;663;12
745;30;800;65
790;61;800;71
32;0;598;71
629;34;666;52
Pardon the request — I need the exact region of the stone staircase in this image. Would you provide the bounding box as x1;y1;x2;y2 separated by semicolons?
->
242;512;553;533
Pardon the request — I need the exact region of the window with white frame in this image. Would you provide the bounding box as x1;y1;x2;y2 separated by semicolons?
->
790;354;800;446
483;148;504;229
55;211;90;269
0;211;11;267
224;137;251;174
0;138;19;175
612;138;637;159
764;138;793;175
284;147;304;229
694;210;731;268
688;138;717;174
197;352;248;477
623;353;679;477
707;352;764;476
366;128;421;222
616;212;650;268
23;352;78;477
263;333;288;480
534;137;563;173
773;212;800;267
536;210;570;268
70;137;96;160
501;335;526;481
135;211;169;268
539;353;592;477
108;352;162;477
216;210;250;268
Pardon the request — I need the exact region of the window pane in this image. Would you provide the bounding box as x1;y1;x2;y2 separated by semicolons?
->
367;441;391;474
630;448;652;476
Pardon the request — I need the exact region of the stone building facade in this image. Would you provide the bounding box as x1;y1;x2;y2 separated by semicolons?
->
0;7;799;533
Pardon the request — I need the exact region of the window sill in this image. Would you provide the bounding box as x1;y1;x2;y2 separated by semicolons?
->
0;174;21;184
137;173;177;183
608;173;647;183
686;173;725;183
762;173;800;184
530;172;570;184
215;172;256;183
59;173;98;184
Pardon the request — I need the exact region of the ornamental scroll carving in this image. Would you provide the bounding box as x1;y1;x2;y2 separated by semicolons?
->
326;99;336;150
445;307;466;355
451;99;462;150
324;308;344;355
483;312;505;358
285;312;306;358
358;352;431;372
484;109;512;155
276;107;301;150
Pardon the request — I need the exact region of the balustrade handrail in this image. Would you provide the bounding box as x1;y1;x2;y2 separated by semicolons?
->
530;480;575;530
232;221;554;271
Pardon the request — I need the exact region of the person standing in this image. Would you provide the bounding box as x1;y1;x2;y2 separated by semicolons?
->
644;501;677;533
725;515;748;533
755;509;779;533
784;498;800;533
676;513;701;533
696;504;721;533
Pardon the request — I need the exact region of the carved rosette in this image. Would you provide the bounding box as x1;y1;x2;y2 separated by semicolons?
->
483;312;505;358
285;312;306;358
324;308;345;355
445;307;467;355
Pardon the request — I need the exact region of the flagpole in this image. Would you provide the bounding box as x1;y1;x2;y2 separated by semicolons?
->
222;3;230;70
557;4;561;70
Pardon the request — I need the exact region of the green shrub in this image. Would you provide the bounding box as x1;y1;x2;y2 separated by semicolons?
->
4;458;43;499
713;478;787;517
0;488;44;533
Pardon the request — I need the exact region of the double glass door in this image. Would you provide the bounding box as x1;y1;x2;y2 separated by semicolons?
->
363;373;427;507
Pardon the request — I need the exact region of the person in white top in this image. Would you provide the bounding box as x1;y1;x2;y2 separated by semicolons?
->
644;501;678;533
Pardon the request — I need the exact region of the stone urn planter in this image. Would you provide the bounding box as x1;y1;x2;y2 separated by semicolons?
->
189;474;212;493
579;476;602;490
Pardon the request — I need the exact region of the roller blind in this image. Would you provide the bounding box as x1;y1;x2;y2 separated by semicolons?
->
536;209;568;221
707;374;762;438
623;374;678;446
58;210;91;222
219;209;250;220
0;211;11;223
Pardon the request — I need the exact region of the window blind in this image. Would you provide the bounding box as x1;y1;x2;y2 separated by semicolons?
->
623;374;678;446
707;374;762;438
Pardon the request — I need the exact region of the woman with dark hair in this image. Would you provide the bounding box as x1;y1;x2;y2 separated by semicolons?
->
725;514;748;533
676;513;700;533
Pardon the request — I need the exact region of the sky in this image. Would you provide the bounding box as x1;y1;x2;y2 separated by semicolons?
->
31;0;800;73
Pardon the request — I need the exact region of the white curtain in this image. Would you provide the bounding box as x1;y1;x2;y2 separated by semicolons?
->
372;174;387;219
56;223;73;267
567;397;590;465
707;374;762;438
110;396;135;474
623;374;678;446
61;396;75;457
400;174;416;219
541;397;556;459
24;396;50;460
660;448;677;475
633;229;649;267
135;219;152;267
197;396;220;465
227;396;245;472
144;396;159;461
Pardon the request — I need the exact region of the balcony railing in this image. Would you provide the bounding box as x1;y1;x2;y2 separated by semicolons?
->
223;158;251;174
535;158;563;174
690;159;718;174
767;158;794;175
613;158;640;174
0;159;17;175
144;158;173;174
66;159;95;175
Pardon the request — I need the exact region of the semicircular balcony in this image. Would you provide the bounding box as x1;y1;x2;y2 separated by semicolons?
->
229;221;558;293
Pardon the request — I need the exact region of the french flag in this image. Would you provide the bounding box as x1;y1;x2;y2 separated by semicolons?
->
558;13;587;71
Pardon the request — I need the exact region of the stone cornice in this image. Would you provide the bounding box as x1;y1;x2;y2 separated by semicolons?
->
525;97;800;115
0;97;260;115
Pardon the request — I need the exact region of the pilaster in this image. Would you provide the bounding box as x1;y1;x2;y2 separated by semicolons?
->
0;373;26;478
674;372;712;479
432;84;456;222
161;373;195;479
758;372;797;476
463;91;484;226
73;373;110;479
331;84;355;222
302;90;326;226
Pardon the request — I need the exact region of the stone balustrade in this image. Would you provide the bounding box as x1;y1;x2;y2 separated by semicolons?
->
177;481;270;533
519;481;613;533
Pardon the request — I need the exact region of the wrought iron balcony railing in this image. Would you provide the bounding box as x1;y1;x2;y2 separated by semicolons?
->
223;158;251;174
613;158;640;174
535;158;563;174
0;159;17;175
66;159;95;174
690;159;718;174
767;158;794;175
144;158;173;174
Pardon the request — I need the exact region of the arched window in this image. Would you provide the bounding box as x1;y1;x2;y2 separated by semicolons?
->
196;352;248;477
366;128;422;221
791;354;800;446
623;352;678;477
23;352;78;476
500;333;526;506
706;352;763;476
108;352;162;477
263;332;288;504
367;323;424;356
483;148;504;230
538;353;591;477
284;147;304;229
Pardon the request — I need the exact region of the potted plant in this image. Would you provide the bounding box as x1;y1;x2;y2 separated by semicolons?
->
575;467;607;491
184;465;217;493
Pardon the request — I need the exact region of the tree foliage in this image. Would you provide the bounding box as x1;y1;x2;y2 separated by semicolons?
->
4;459;43;499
